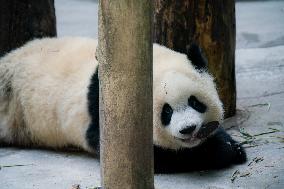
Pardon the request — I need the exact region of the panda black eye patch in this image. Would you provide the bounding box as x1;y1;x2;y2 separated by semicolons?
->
188;95;207;113
161;103;173;126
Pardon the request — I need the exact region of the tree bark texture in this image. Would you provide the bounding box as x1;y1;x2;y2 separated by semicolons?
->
154;0;236;118
97;1;154;189
0;0;56;57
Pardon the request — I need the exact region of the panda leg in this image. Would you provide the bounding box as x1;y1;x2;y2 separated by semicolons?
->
154;127;246;173
85;67;100;154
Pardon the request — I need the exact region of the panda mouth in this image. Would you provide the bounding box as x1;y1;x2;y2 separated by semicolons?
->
174;136;194;143
179;138;193;143
175;121;220;143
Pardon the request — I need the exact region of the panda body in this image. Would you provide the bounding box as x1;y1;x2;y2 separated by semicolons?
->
0;37;246;173
0;37;97;150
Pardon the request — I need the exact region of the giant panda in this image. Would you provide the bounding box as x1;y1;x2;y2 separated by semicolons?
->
0;37;246;173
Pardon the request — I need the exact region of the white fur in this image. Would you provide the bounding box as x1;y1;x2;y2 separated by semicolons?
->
0;37;97;150
0;37;223;151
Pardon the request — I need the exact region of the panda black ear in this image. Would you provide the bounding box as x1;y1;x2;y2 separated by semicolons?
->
186;43;208;72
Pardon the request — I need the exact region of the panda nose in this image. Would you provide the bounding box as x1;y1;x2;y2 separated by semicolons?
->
179;125;196;135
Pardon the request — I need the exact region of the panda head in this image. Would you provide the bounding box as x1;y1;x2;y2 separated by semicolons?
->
153;44;224;150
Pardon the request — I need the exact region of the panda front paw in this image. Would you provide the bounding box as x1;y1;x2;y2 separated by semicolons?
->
204;127;247;168
153;128;247;173
231;141;247;164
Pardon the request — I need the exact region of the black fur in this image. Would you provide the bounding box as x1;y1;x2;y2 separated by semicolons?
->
188;95;207;113
161;103;173;126
186;44;208;71
179;125;196;135
154;127;246;173
86;67;100;153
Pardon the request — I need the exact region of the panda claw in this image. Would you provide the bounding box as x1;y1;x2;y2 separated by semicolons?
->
232;142;247;164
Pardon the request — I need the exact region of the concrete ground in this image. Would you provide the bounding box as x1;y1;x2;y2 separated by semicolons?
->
1;0;284;188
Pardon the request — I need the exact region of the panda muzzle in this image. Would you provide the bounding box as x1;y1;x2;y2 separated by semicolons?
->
196;121;219;139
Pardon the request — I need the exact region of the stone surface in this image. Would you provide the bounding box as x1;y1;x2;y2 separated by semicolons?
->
0;0;283;188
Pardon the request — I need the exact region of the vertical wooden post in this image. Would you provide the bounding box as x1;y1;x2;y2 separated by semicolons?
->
97;1;154;189
154;0;236;118
0;0;56;57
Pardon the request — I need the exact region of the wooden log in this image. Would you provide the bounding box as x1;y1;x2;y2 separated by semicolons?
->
154;0;236;118
97;1;154;188
0;0;56;57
